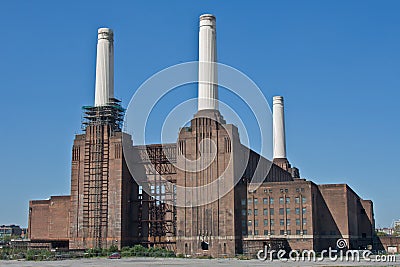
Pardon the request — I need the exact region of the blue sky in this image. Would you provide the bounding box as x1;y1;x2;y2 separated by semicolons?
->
0;0;399;228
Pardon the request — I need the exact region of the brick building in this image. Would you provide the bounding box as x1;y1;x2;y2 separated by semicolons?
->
28;196;70;249
242;180;375;255
27;14;377;257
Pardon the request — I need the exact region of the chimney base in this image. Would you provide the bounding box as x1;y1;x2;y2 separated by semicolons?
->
194;109;226;124
273;158;291;171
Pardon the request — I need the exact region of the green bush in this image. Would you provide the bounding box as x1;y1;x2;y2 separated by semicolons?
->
116;245;175;258
236;254;250;260
197;255;213;259
25;249;52;261
108;245;119;253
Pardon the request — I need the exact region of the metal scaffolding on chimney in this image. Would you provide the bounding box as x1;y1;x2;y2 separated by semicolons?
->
81;98;124;249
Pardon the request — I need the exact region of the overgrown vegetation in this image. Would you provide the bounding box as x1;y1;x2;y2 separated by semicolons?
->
236;254;250;260
0;245;175;261
84;245;119;258
120;245;175;257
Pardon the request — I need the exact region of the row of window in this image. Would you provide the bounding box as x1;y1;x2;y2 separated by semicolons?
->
244;207;307;216
244;196;306;206
246;218;307;227
246;229;308;236
259;188;306;194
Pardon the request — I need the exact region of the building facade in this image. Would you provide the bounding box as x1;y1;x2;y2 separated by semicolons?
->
27;14;377;257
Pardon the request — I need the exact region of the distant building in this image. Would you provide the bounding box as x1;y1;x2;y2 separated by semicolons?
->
394;220;400;229
0;225;22;239
376;227;394;236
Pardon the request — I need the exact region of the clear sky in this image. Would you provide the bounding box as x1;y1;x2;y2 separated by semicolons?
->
0;0;399;228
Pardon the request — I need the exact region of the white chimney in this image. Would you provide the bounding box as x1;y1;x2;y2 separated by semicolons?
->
198;14;218;111
273;96;287;159
94;28;114;107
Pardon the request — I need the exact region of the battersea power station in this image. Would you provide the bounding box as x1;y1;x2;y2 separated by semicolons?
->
28;14;376;257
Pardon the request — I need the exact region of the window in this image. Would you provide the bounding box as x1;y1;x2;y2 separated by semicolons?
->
296;188;300;193
242;220;246;227
254;220;259;227
287;230;291;235
296;230;301;235
303;218;307;225
248;230;252;235
285;188;288;193
279;208;284;215
254;230;259;235
280;230;285;235
295;208;300;215
280;219;284;226
254;198;258;205
201;241;209;250
248;199;252;204
280;189;284;193
302;208;307;214
241;199;246;206
241;209;246;216
263;198;268;205
286;197;290;204
264;230;268;235
263;189;267;193
263;209;268;216
248;220;252;226
242;230;246;236
270;208;274;215
296;219;300;226
269;189;273;193
270;219;275;226
301;188;305;192
302;197;306;204
254;209;258;216
286;208;290;214
270;198;274;204
286;219;291;226
295;197;300;204
279;197;284;204
248;209;252;216
264;219;268;226
303;230;307;235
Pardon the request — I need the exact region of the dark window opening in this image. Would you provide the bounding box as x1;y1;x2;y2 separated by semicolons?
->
201;241;209;250
362;233;367;238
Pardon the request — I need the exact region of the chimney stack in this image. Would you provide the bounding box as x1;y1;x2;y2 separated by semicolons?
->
273;96;286;159
94;28;114;107
198;14;218;111
273;96;291;171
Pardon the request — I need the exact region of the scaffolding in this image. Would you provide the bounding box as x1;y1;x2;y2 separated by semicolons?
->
135;144;177;248
81;99;125;248
82;98;124;132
